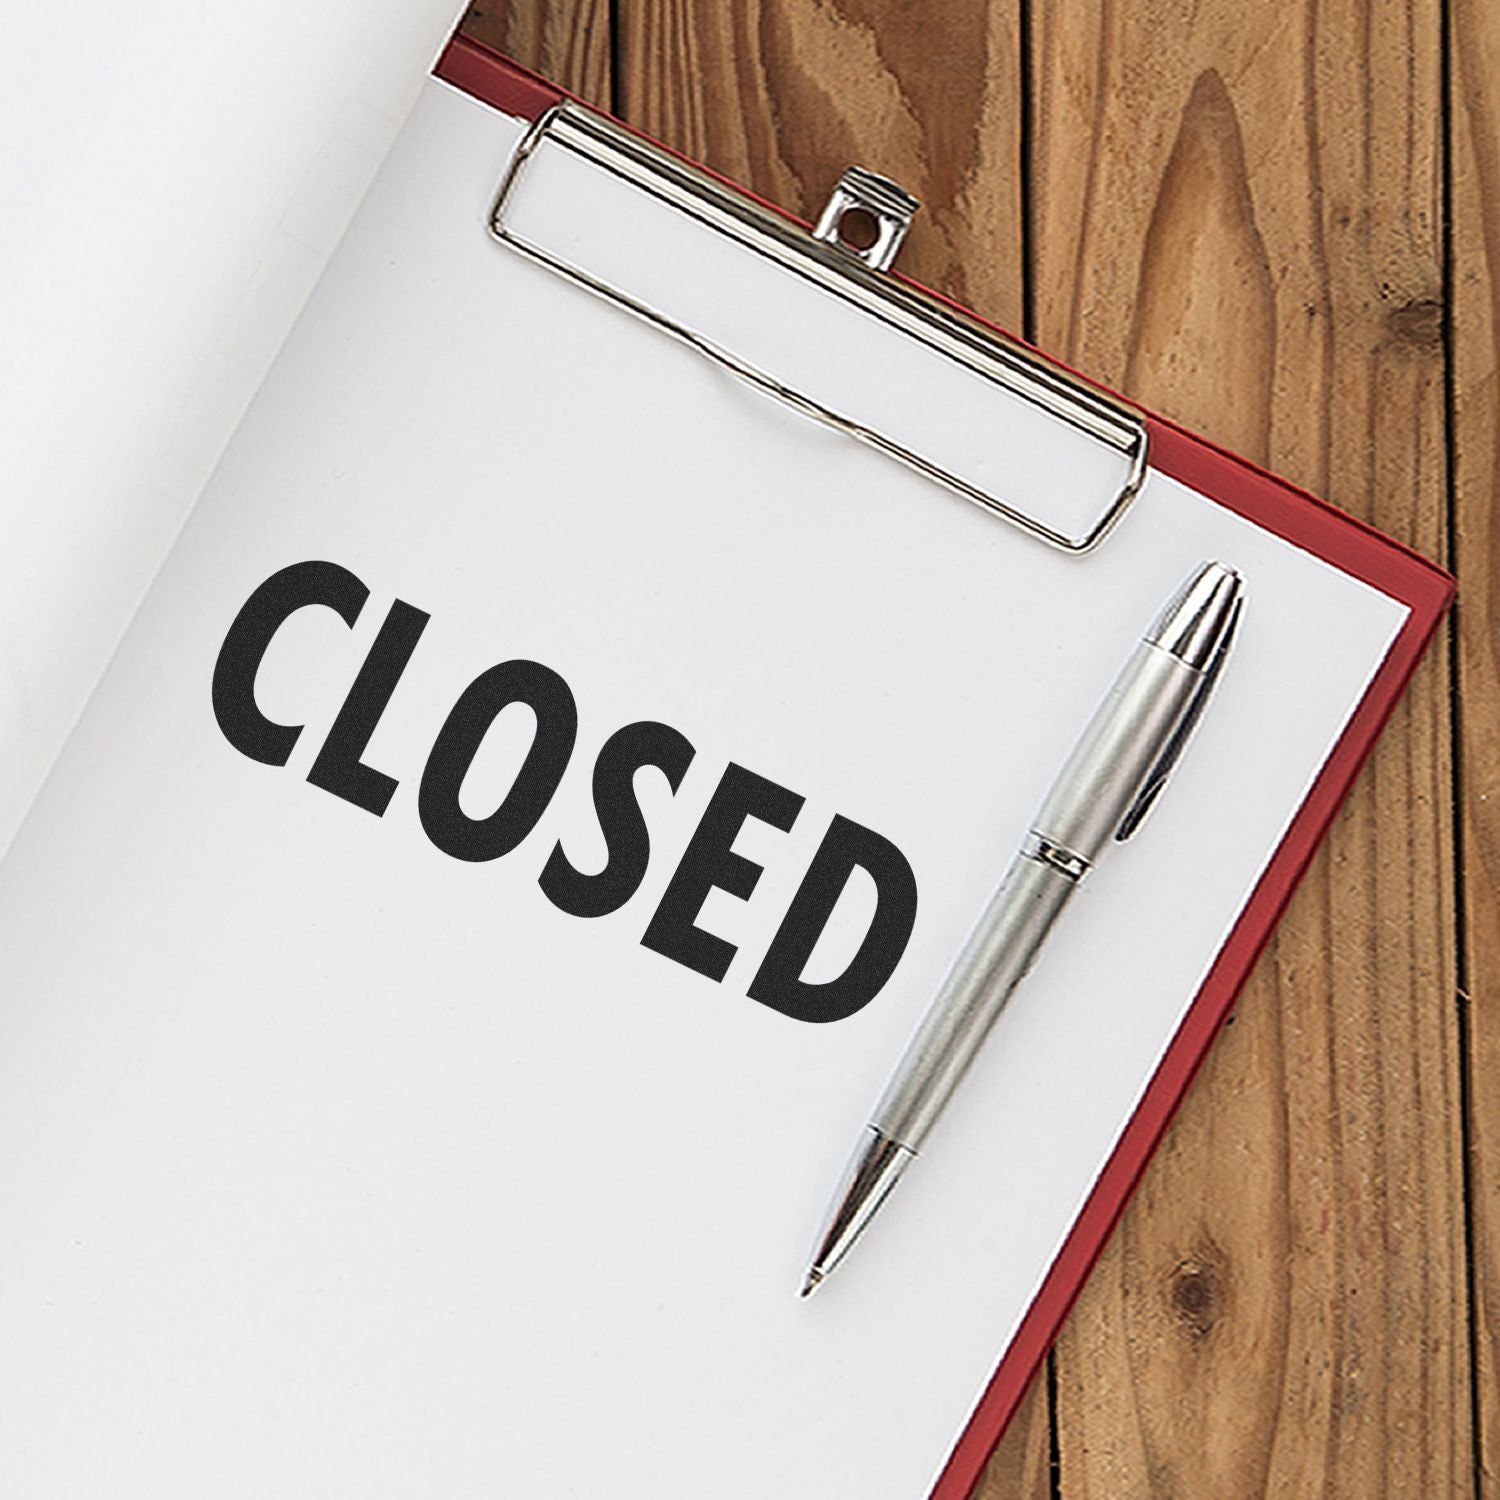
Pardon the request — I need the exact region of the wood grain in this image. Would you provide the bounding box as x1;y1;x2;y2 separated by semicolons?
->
1453;0;1500;1492
614;0;1025;332
1032;2;1466;1495
460;0;612;103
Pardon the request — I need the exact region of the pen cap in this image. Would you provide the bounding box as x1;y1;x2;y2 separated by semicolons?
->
1145;562;1243;670
1031;563;1242;866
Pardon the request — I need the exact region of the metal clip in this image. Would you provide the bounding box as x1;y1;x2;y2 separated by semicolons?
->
489;102;1150;554
812;168;918;272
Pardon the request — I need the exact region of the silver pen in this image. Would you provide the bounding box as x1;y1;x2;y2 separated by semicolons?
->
800;560;1244;1296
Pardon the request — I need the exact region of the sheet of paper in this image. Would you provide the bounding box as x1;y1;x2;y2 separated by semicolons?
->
0;81;1407;1498
0;0;465;855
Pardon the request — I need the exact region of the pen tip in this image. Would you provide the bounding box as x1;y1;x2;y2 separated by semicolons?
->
799;1268;823;1299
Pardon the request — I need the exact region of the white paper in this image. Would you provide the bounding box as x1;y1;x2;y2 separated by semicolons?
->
0;0;466;855
0;81;1407;1498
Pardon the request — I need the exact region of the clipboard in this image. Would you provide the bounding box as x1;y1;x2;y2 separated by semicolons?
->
0;30;1452;1500
438;37;1452;1486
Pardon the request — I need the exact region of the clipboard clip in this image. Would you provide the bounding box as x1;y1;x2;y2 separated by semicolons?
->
489;103;1149;554
810;166;918;272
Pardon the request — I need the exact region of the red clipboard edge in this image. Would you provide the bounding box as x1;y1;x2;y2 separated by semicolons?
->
435;34;564;122
434;32;1455;1499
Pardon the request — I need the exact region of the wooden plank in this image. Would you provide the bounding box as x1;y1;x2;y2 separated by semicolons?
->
1029;2;1467;1494
459;0;612;104
611;4;1044;1493
1453;0;1500;1491
614;0;1025;331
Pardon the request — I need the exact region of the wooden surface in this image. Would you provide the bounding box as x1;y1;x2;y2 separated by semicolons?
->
460;2;1492;1494
1457;1;1500;1496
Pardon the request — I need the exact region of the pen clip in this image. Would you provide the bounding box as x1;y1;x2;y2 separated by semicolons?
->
1115;596;1243;842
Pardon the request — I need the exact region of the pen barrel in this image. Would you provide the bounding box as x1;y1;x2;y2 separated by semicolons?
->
1033;640;1202;863
870;643;1204;1153
872;850;1075;1150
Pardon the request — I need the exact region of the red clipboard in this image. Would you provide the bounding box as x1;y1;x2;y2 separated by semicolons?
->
436;33;1452;1498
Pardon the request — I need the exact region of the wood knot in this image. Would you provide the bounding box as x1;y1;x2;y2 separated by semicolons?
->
1385;296;1443;349
1168;1251;1227;1340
